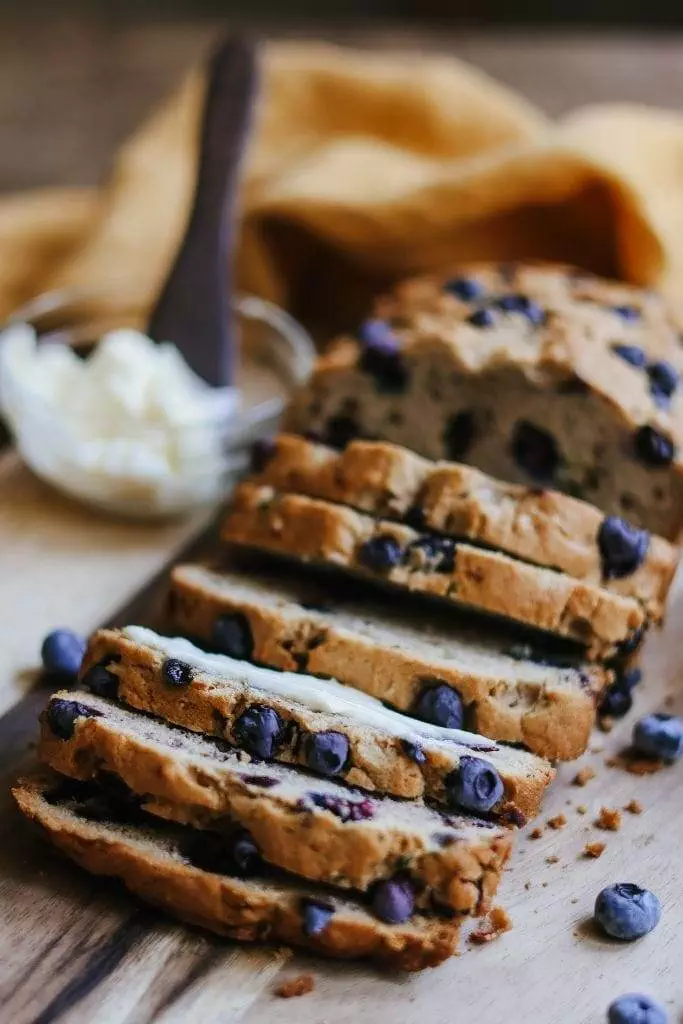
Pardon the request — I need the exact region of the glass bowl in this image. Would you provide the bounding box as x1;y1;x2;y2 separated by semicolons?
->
0;289;315;519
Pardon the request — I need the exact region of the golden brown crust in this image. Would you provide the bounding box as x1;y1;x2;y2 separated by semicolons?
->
169;563;606;762
38;692;513;913
221;483;646;661
252;434;678;621
13;774;460;971
79;630;554;823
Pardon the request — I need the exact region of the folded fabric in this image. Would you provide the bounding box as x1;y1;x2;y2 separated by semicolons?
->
1;41;682;340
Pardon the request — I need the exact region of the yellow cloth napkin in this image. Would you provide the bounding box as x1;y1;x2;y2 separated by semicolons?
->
1;41;683;340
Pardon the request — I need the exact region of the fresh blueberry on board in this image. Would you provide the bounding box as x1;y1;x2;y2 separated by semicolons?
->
82;659;119;700
358;534;403;572
632;713;683;761
211;612;253;660
594;883;661;940
633;425;676;467
444;277;485;302
46;698;102;740
161;658;193;687
611;343;647;368
607;994;668;1024
446;756;504;813
597;516;650;579
306;731;350;776
301;899;335;937
414;683;464;730
233;705;284;759
41;629;86;678
371;877;415;924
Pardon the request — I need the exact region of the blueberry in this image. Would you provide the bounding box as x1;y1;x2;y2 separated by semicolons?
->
600;669;642;719
647;360;678;403
633;426;675;467
233;705;285;759
511;421;561;482
608;993;668;1024
444;277;485;302
633;713;683;761
358;318;398;354
83;658;119;699
466;308;496;328
40;629;86;678
446;756;504;813
617;626;645;658
323;414;359;449
309;792;376;822
162;658;193;687
211;613;253;660
612;305;641;321
414;683;464;729
46;698;102;740
496;294;545;326
598;516;650;579
358;534;403;572
406;535;456;573
306;731;350;776
612;344;647;368
185;829;261;877
358;319;409;394
301;899;335;937
443;411;477;461
401;739;427;764
250;437;276;473
230;829;261;875
594;883;661;940
371;876;415;924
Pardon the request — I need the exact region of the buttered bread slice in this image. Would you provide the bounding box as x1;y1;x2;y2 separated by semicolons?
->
79;627;554;824
169;563;607;761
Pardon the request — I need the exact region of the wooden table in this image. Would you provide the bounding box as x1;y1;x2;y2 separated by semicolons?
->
2;21;683;1024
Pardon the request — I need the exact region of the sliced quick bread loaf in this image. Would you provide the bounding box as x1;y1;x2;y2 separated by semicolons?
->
169;563;607;761
221;483;646;661
251;434;678;621
284;263;683;539
79;627;554;824
39;692;513;914
14;773;460;970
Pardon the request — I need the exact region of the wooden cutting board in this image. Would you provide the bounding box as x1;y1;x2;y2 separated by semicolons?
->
1;450;682;1024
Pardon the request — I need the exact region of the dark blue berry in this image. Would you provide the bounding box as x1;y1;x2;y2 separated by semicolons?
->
598;516;650;579
612;344;647;368
309;792;376;822
594;883;661;940
240;774;279;787
358;319;409;394
211;613;253;660
444;277;485;302
301;899;335;937
358;534;402;572
46;698;102;740
608;993;667;1024
371;877;415;924
617;627;645;658
633;425;675;466
230;829;261;875
414;683;464;730
633;713;683;761
443;411;476;461
185;829;261;876
83;659;119;699
404;504;426;529
446;756;504;813
401;739;427;764
612;305;641;322
466;308;496;328
233;705;284;759
496;294;545;325
406;535;456;573
358;318;398;354
41;629;86;678
250;437;276;473
647;360;678;404
323;414;358;449
511;421;561;481
306;731;350;776
162;658;193;687
599;684;633;719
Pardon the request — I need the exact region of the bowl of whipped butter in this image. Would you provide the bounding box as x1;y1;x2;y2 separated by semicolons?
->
0;290;315;518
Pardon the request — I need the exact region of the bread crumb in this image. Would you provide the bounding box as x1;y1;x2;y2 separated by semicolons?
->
275;974;315;999
529;827;543;840
570;897;579;904
598;716;614;733
576;805;588;815
572;767;596;787
604;756;618;768
542;881;548;887
596;807;622;831
583;841;606;858
470;906;512;944
624;798;643;814
546;855;560;864
524;881;532;890
547;814;567;830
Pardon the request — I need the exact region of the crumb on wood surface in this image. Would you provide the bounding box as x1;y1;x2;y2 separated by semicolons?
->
572;767;596;787
470;906;512;944
524;881;532;890
583;841;606;858
275;974;315;999
546;855;560;864
624;798;643;814
596;807;622;831
576;804;587;815
547;813;567;830
529;827;543;839
606;752;665;775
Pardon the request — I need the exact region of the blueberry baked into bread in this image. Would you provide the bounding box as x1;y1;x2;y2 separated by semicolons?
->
169;563;608;762
78;626;554;823
285;263;683;540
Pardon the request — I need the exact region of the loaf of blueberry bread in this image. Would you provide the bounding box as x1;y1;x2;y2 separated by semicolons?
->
285;263;683;540
251;434;679;621
39;692;513;915
221;484;646;661
169;563;608;761
79;627;554;823
14;773;461;970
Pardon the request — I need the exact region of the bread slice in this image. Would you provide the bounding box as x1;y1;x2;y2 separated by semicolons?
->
79;627;554;824
221;483;646;661
251;434;678;621
39;691;514;914
285;262;683;539
13;772;460;970
169;563;607;761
